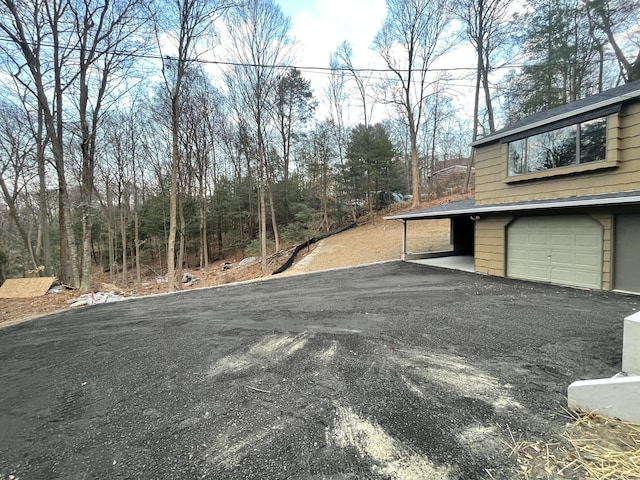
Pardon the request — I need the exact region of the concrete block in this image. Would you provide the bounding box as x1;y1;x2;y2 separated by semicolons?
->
568;376;640;424
623;311;640;375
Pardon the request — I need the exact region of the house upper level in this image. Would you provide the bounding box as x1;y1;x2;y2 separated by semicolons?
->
472;81;640;205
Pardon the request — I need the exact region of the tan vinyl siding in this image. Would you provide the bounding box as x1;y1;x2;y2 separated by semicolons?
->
475;102;640;205
474;216;512;276
590;213;612;290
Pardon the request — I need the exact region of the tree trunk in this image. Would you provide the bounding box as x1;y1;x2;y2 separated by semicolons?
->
259;181;267;275
463;32;484;195
168;97;180;291
36;106;51;275
267;181;279;252
409;131;420;207
120;199;128;286
0;176;39;270
178;195;186;281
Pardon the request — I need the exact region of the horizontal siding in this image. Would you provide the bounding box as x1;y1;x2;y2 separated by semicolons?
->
475;102;640;205
590;213;612;290
474;216;512;276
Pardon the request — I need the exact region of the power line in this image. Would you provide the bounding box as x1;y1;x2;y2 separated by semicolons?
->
0;35;622;78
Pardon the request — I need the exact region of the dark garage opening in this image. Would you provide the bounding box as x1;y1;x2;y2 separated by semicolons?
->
452;216;475;256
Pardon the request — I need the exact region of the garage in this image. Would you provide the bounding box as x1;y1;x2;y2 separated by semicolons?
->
507;215;603;289
614;214;640;293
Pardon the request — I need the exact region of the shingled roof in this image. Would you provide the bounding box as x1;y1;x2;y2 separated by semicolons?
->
472;80;640;147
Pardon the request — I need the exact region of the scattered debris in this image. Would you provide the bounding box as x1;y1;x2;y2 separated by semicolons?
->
181;272;200;287
182;272;195;283
246;385;271;394
238;257;256;267
0;277;58;299
506;410;640;479
67;291;126;308
100;282;124;294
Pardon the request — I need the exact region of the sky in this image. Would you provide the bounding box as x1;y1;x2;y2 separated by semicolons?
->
275;0;478;124
276;0;388;118
278;0;386;68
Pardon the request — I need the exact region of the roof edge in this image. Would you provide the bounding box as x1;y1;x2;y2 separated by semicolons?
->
472;86;640;147
385;193;640;220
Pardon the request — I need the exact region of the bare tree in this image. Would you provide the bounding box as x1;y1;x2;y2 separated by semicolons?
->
71;0;149;292
155;0;228;291
373;0;453;208
0;0;81;285
454;0;510;137
583;0;640;82
0;101;39;271
0;0;150;290
225;0;293;274
454;0;510;192
326;50;357;222
334;41;374;128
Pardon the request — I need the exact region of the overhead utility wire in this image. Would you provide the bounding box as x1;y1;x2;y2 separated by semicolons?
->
0;35;614;76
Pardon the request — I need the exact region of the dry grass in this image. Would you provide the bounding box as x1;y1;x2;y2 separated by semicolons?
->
505;410;640;479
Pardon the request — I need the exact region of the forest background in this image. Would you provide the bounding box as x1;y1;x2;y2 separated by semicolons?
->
0;0;638;292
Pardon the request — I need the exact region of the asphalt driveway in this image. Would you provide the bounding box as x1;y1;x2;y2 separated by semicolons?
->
1;261;637;479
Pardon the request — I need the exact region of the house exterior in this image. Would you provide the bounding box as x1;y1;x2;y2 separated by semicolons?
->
386;80;640;294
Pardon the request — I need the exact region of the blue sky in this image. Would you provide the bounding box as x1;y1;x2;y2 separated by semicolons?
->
276;0;387;118
277;0;386;66
274;0;476;124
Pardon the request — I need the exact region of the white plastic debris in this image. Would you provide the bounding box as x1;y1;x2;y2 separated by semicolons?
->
67;291;126;307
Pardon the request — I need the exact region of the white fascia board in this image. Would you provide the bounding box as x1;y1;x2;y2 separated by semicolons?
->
385;195;640;221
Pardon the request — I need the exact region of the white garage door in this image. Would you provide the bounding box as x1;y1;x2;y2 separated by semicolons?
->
507;215;602;289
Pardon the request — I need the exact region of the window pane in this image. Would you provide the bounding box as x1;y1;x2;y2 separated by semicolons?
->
508;139;525;175
527;126;577;172
526;133;545;171
580;117;607;164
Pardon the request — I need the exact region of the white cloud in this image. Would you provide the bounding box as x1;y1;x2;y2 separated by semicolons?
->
280;0;387;107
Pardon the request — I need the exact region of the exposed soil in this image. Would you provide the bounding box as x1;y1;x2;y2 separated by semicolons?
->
0;194;470;328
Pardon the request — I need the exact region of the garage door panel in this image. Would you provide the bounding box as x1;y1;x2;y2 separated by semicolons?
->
549;250;573;264
550;234;573;246
528;265;551;279
509;232;528;245
528;233;547;245
509;263;549;280
528;248;550;262
574;252;600;267
507;264;528;276
575;271;601;286
575;234;601;247
509;249;529;261
507;215;602;289
550;267;576;283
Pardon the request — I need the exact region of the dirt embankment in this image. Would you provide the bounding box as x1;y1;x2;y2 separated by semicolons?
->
0;194;471;327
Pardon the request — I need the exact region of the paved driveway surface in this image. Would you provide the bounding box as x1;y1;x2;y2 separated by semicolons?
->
1;262;637;479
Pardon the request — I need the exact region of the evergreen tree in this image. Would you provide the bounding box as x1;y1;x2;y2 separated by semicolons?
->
505;0;606;117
